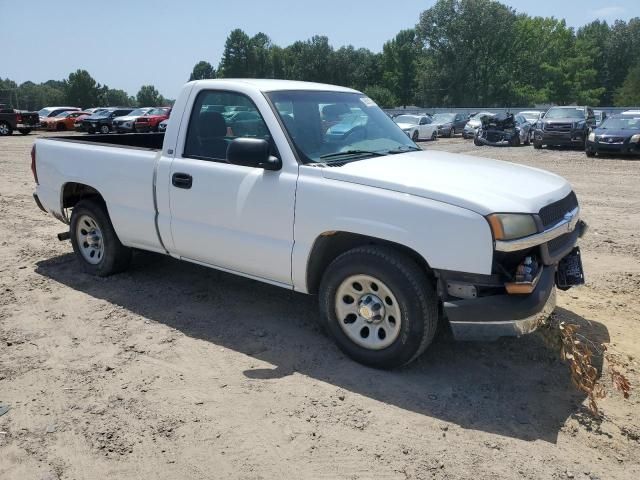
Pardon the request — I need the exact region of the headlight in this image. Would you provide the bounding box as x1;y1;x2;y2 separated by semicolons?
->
631;134;640;143
487;214;538;241
588;132;596;142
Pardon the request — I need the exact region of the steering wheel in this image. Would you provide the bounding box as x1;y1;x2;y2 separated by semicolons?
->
343;125;366;144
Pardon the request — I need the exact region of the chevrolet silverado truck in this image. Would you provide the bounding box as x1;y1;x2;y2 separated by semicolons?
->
31;79;587;368
0;105;40;135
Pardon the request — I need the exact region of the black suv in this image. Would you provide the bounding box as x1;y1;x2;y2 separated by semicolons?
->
533;106;596;149
81;107;135;134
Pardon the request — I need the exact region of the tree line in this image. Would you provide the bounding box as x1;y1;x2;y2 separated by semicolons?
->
189;0;640;108
2;0;640;110
0;70;169;111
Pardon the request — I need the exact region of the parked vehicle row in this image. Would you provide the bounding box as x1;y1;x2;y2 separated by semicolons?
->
585;111;640;157
0;105;39;135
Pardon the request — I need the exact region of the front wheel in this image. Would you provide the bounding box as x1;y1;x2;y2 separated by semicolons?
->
99;124;110;134
431;130;437;141
319;246;438;369
18;128;32;135
0;121;13;136
586;150;596;158
533;141;542;149
412;130;419;142
70;199;132;276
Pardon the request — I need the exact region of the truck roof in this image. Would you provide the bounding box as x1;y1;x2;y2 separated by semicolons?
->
189;78;359;94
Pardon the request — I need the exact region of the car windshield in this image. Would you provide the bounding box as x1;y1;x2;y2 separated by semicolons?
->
38;109;52;117
600;117;640;130
432;113;455;123
147;108;167;116
55;111;71;118
394;115;420;124
267;91;417;163
545;108;585;119
519;112;540;121
95;110;113;117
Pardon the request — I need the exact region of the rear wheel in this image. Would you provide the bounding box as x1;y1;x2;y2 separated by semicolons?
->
431;130;437;141
586;150;596;158
0;121;12;136
533;141;542;149
319;246;438;369
412;130;419;142
70;199;132;277
511;134;521;147
56;122;66;131
99;124;110;134
18;128;31;135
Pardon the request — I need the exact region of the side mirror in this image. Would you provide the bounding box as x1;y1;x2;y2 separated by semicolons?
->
227;138;282;171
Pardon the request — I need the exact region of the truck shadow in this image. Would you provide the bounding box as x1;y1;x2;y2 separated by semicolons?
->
35;251;609;443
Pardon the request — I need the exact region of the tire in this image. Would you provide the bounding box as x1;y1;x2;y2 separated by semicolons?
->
533;141;542;149
586;150;596;158
18;128;31;135
318;245;439;369
70;199;132;277
524;130;531;146
99;124;110;134
411;130;419;142
511;134;521;147
474;136;483;146
0;121;13;136
56;122;66;131
87;128;96;134
431;130;437;141
447;126;453;138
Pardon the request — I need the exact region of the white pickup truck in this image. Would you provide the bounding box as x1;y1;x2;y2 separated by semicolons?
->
32;79;587;368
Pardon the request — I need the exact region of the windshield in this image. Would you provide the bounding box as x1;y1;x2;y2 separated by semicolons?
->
55;111;71;118
545;108;585;119
95;110;113;117
600;117;640;130
38;108;52;117
267;91;417;163
519;112;540;121
432;113;455;123
394;115;419;124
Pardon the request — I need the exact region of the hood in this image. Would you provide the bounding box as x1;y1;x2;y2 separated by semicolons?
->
319;150;570;215
466;119;482;128
395;122;416;130
594;127;638;138
113;115;139;122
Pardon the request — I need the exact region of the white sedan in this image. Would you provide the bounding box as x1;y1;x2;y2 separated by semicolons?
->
393;114;438;141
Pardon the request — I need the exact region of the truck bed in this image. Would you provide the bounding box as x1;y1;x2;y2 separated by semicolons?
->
47;132;165;150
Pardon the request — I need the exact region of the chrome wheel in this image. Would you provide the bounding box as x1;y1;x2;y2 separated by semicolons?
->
76;214;104;265
335;274;401;350
0;123;10;135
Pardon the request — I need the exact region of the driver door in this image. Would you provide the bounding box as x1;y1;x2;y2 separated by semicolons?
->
168;89;297;286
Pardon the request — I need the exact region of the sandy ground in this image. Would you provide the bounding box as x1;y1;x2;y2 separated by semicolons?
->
0;131;639;480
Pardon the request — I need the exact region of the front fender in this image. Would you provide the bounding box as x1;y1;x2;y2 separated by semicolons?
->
292;173;494;292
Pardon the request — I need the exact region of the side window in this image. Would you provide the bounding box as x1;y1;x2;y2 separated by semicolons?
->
184;90;270;162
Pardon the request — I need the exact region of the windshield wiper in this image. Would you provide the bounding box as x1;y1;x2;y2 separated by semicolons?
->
387;146;421;154
319;150;385;162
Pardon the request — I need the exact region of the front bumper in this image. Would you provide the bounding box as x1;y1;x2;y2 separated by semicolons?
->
445;266;557;341
536;129;585;146
586;140;640;155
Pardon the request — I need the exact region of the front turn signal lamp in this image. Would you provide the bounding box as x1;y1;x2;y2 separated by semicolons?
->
487;213;538;241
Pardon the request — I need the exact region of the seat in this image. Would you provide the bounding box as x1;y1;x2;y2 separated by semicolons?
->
188;110;229;160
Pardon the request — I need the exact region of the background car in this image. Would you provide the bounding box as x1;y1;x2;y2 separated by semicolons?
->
41;110;91;131
517;110;544;126
585;113;640;157
112;107;154;133
431;112;467;137
533;106;595;149
463;111;494;139
134;107;171;132
81;107;136;134
0;106;39;135
393;114;437;141
474;113;532;146
38;106;80;122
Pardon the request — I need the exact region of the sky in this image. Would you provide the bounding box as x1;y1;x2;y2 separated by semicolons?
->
1;0;637;99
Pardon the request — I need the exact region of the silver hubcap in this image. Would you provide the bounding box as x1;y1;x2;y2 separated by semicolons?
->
76;214;104;264
335;274;401;350
0;124;8;135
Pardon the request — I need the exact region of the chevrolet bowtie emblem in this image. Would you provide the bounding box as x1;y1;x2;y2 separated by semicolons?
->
564;211;574;231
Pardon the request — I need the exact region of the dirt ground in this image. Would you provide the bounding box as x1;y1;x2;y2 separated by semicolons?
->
1;131;639;480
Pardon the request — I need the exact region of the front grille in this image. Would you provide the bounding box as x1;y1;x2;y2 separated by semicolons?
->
597;136;625;144
538;191;578;228
544;122;572;132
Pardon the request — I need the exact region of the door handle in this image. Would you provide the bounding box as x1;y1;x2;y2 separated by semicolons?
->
172;172;193;189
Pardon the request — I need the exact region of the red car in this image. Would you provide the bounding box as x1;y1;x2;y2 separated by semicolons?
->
134;107;171;132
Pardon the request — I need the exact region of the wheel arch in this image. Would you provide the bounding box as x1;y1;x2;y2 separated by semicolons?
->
60;182;107;222
305;231;435;295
